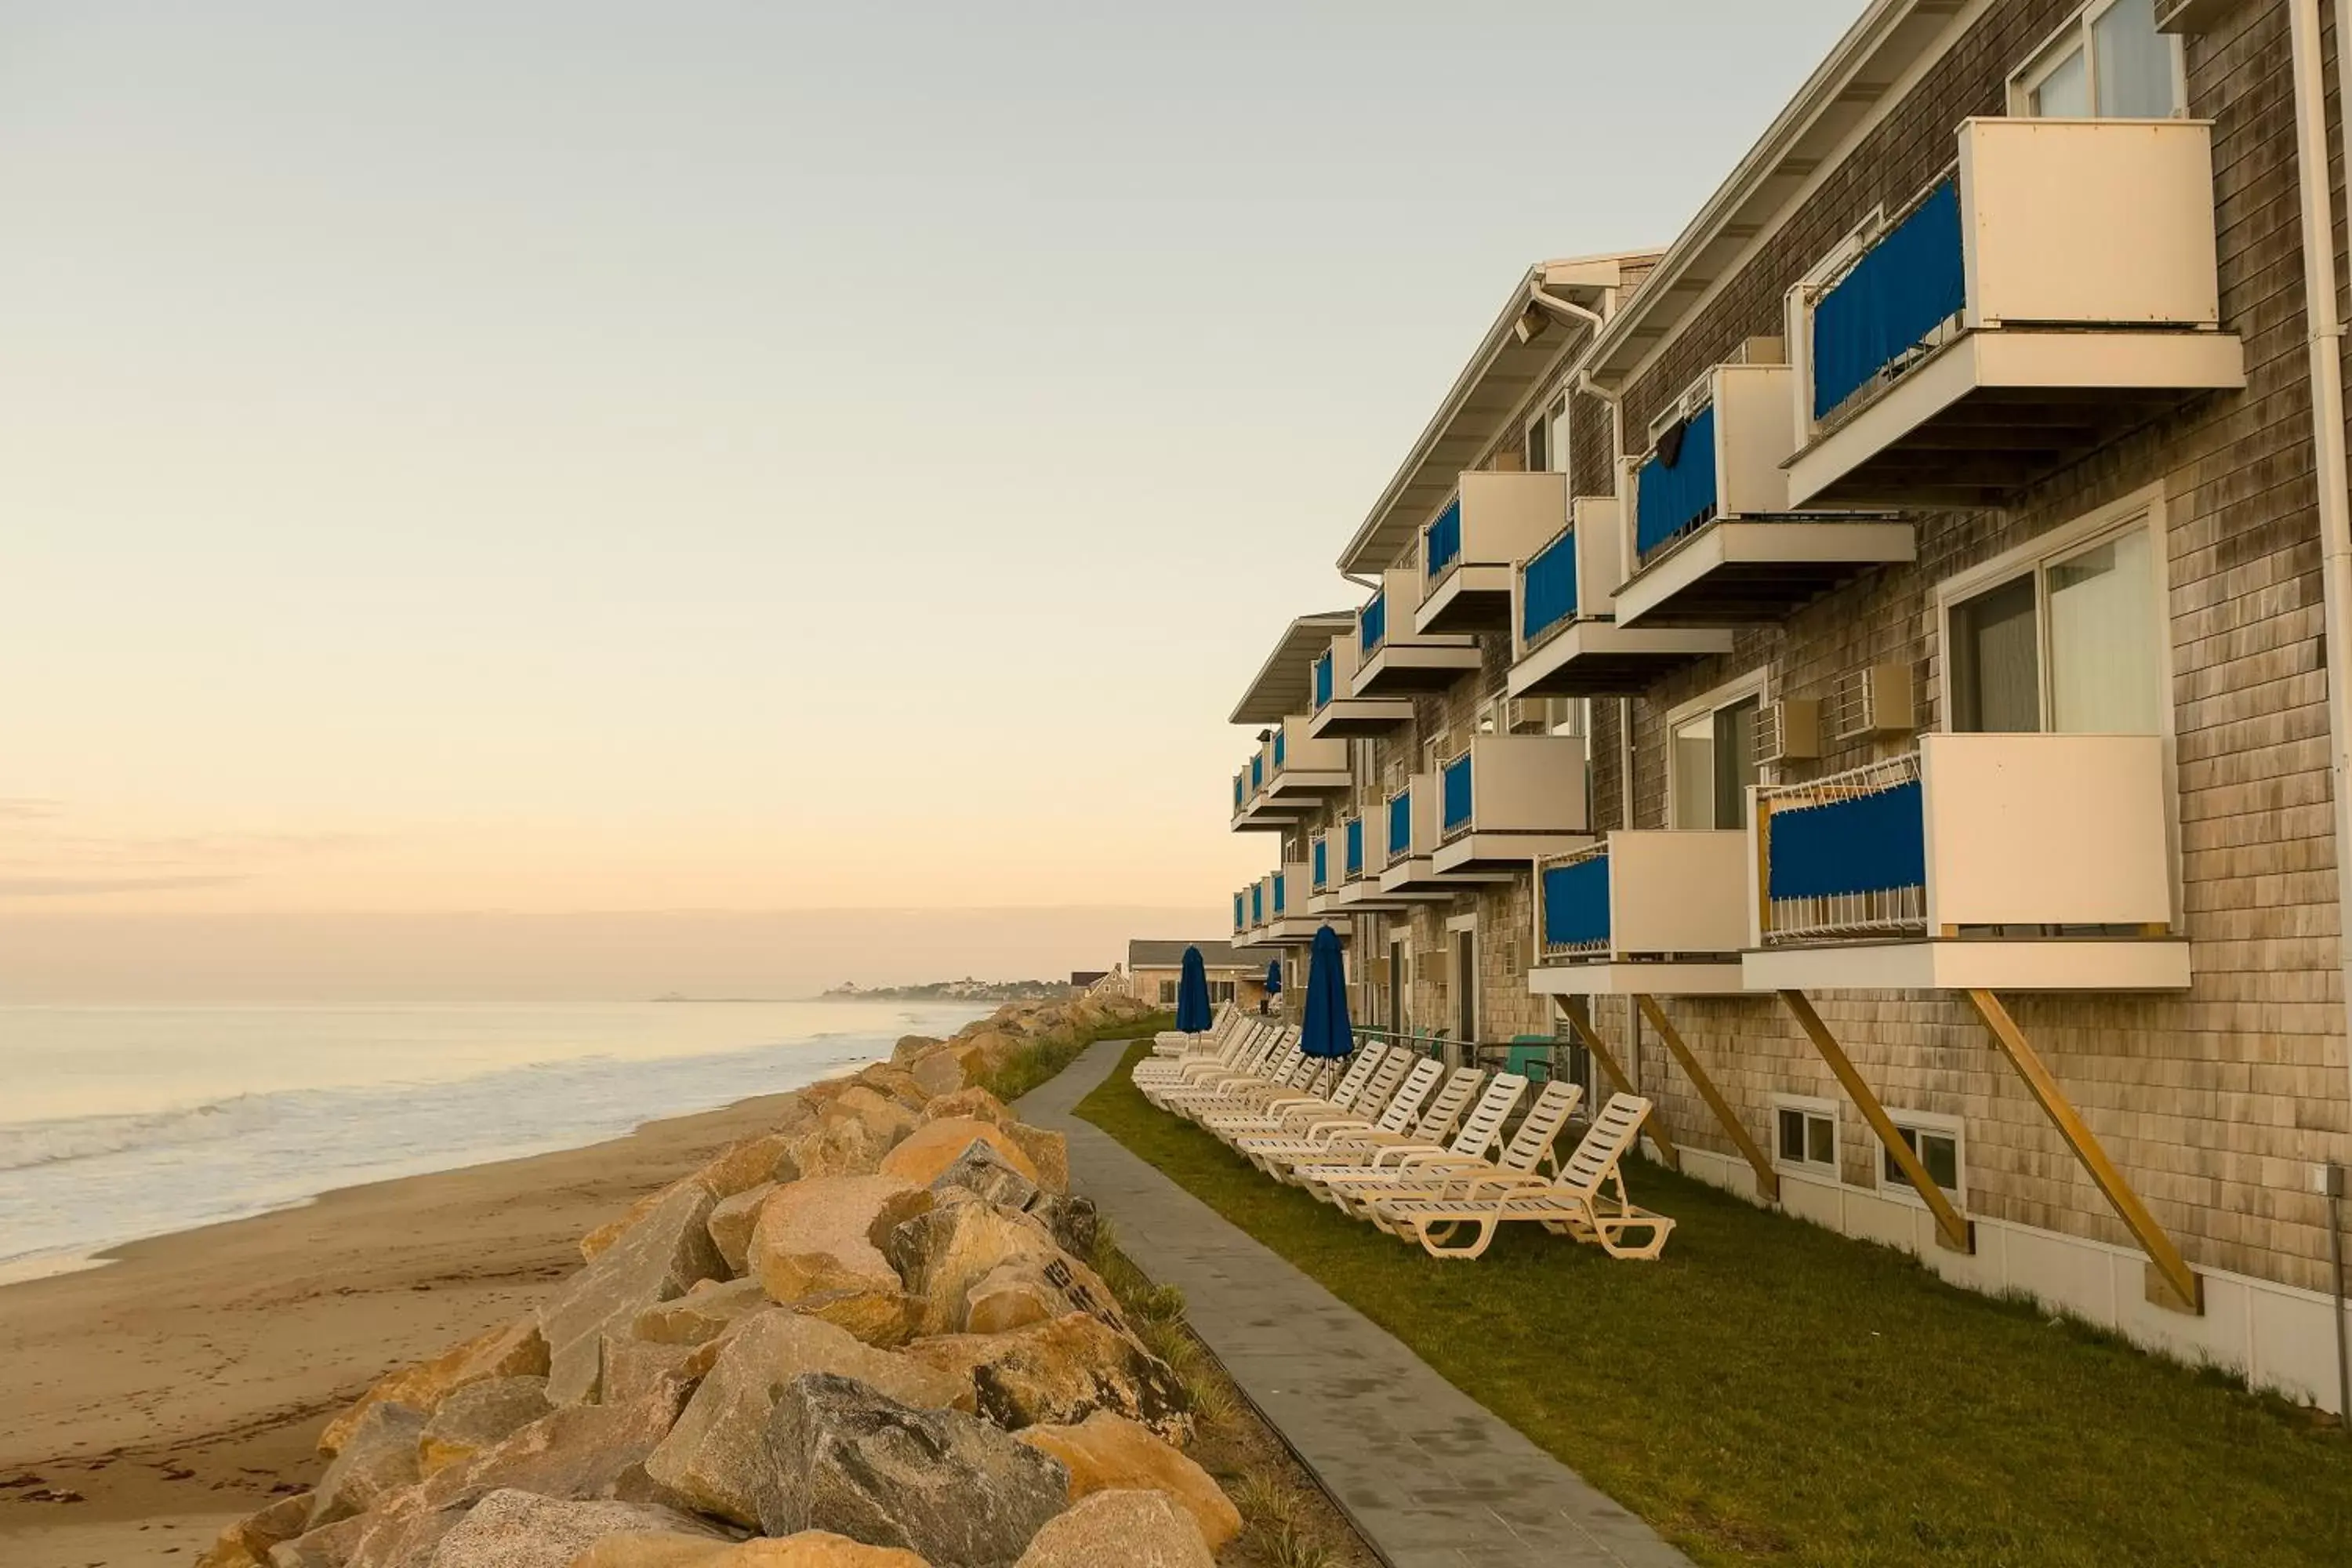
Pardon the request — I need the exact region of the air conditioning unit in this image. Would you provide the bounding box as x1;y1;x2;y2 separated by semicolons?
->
1828;664;1916;742
2156;0;2236;31
1755;699;1822;767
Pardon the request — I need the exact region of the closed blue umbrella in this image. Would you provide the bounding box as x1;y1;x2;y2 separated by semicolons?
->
1174;946;1214;1036
1301;926;1353;1076
1265;959;1283;996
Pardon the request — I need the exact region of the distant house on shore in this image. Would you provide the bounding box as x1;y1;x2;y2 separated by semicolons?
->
1126;938;1281;1013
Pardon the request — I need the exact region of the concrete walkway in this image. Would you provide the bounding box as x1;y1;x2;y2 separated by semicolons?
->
1019;1041;1693;1568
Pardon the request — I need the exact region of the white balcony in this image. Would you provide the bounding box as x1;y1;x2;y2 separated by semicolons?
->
1528;832;1751;996
1611;354;1914;629
1305;633;1415;741
1429;735;1594;873
1377;771;1515;895
1743;734;2189;993
1413;472;1570;635
1261;716;1352;811
1507;497;1734;697
1266;858;1323;942
1229;742;1315;833
1351;568;1481;697
1786;118;2245;512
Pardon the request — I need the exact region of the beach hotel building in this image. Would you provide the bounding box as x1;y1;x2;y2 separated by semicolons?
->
1223;0;2352;1413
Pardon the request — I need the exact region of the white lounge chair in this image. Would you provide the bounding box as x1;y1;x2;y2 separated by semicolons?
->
1200;1044;1401;1141
1293;1074;1528;1211
1370;1094;1675;1261
1236;1055;1443;1174
1359;1080;1585;1232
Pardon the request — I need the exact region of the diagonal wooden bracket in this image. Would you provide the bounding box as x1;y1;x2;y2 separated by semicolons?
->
1637;995;1777;1203
1562;1005;1680;1170
1963;988;2203;1316
1777;989;1973;1254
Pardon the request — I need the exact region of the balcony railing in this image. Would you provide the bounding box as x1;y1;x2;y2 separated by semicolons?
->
1423;496;1464;585
1385;786;1413;866
1360;589;1389;656
1439;751;1475;841
1273;872;1289;917
1809;176;1965;428
1313;649;1335;711
1757;753;1929;944
1233;773;1246;811
1344;815;1364;879
1232;891;1247;936
1273;730;1287;769
1311;836;1330;892
1251;883;1265;924
1538;844;1612;958
1519;524;1581;651
1250;753;1265;791
1632;404;1721;568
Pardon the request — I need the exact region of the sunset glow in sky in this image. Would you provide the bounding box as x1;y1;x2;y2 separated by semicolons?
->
0;2;1864;985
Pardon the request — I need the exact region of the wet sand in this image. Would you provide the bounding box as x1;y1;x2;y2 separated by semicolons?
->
0;1091;802;1566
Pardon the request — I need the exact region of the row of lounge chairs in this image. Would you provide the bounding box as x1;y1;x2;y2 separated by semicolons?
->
1140;1007;1674;1260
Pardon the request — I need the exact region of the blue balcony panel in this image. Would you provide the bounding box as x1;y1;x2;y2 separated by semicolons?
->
1811;180;1965;421
1766;779;1927;902
1542;855;1612;950
1360;590;1388;656
1387;791;1412;858
1441;755;1473;834
1425;497;1463;580
1521;529;1580;645
1634;405;1720;563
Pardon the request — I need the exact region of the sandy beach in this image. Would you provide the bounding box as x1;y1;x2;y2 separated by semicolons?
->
0;1091;801;1567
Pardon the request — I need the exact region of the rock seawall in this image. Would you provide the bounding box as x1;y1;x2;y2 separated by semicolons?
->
198;994;1224;1568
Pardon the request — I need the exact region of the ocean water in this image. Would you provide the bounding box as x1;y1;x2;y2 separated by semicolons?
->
0;999;987;1283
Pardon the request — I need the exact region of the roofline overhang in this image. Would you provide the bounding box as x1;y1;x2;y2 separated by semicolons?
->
1582;0;1980;396
1228;612;1359;726
1336;250;1664;576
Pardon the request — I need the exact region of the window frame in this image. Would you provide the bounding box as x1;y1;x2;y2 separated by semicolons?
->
1931;483;2174;744
1771;1094;1840;1186
1664;667;1771;830
2006;0;2187;121
1873;1108;1968;1211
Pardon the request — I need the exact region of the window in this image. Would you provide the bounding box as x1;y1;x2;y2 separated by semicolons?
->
1208;980;1237;1005
1774;1098;1838;1181
1671;695;1760;829
1158;979;1178;1005
1526;392;1569;474
1879;1114;1965;1207
1947;518;2163;736
2013;0;2182;120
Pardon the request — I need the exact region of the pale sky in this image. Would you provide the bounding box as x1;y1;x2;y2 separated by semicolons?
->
0;2;1864;987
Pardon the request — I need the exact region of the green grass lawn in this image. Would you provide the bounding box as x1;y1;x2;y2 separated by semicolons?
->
1077;1041;2352;1568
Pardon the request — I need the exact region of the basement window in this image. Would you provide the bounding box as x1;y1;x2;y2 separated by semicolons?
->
1773;1097;1838;1182
1879;1113;1966;1207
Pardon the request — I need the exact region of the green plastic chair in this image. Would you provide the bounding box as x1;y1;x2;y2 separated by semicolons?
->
1505;1035;1555;1084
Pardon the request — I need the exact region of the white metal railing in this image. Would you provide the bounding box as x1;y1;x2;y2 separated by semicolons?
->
1797;162;1965;437
1756;751;1928;945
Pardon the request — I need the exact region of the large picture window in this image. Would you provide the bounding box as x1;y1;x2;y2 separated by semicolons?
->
1947;521;2163;736
1669;684;1761;830
2011;0;2183;120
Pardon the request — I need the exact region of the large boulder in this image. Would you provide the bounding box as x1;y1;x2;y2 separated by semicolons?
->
574;1534;931;1566
852;1065;932;1113
788;1118;887;1180
877;1120;1039;1191
708;1184;776;1274
927;1142;1040;1212
747;1175;931;1308
1022;1194;1098;1261
914;1088;1015;1131
694;1132;799;1200
1000;1127;1067;1196
198;1494;313;1568
906;1048;967;1098
417;1377;552;1476
788;1286;914;1348
601;1336;709;1406
310;1402;425;1526
320;1317;547;1455
887;1192;1120;1339
635;1277;770;1346
422;1489;725;1568
754;1374;1068;1568
906;1314;1189;1443
542;1181;726;1403
1015;1413;1240;1552
267;1515;370;1567
829;1087;919;1149
891;1034;946;1067
1011;1490;1212;1568
644;1311;972;1528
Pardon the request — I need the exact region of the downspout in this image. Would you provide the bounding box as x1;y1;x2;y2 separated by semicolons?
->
2289;0;2352;1417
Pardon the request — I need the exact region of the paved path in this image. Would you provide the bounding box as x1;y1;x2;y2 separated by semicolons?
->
1019;1041;1693;1568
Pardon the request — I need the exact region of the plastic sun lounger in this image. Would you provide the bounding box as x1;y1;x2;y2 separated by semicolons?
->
1139;1023;1286;1105
1186;1045;1341;1129
1134;1015;1262;1086
1359;1080;1585;1231
1152;1004;1241;1057
1238;1056;1443;1174
1202;1044;1401;1141
1269;1065;1488;1184
1294;1074;1528;1210
1371;1094;1676;1261
1158;1036;1307;1118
